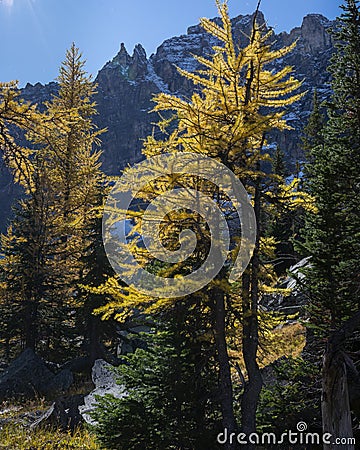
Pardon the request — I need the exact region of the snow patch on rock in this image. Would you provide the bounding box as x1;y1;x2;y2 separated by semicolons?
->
146;60;170;93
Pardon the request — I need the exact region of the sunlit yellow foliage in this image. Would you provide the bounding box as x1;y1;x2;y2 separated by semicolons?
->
0;81;39;191
95;1;306;345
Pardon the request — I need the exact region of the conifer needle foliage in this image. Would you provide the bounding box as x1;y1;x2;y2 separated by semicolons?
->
91;1;312;444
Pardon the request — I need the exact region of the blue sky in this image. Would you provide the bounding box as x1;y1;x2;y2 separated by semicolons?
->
0;0;342;86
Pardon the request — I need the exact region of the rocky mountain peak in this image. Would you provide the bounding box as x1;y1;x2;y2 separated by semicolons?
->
102;42;148;81
93;10;336;174
279;13;332;54
300;14;332;52
104;43;131;72
187;10;266;36
119;42;128;54
232;10;266;29
0;11;337;232
133;44;147;62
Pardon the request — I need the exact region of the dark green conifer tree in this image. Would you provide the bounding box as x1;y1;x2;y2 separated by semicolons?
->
303;0;360;330
92;308;221;450
0;45;107;361
301;89;325;157
301;0;360;442
76;184;117;365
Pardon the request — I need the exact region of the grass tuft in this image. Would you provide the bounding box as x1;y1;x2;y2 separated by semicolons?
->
0;423;100;450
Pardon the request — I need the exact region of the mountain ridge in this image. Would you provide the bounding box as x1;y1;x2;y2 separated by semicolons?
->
0;11;335;231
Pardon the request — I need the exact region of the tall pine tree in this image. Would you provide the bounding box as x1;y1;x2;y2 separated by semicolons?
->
303;0;360;332
95;2;309;447
0;45;108;361
301;0;360;443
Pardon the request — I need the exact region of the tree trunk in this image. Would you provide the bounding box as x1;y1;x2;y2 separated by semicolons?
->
240;170;263;449
322;349;354;450
240;269;263;448
213;285;238;450
24;299;37;350
321;310;360;450
88;314;103;364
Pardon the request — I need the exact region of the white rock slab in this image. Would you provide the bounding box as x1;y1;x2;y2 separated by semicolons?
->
79;359;126;425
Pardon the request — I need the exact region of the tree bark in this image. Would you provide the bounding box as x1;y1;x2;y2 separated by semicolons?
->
240;169;263;449
322;310;360;450
213;285;239;450
88;314;103;364
322;350;354;450
24;299;37;351
241;274;263;439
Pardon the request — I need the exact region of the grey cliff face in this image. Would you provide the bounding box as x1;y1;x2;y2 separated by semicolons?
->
93;43;159;172
0;12;335;231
